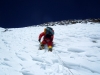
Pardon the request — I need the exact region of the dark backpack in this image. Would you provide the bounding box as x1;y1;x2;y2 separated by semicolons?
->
45;27;54;38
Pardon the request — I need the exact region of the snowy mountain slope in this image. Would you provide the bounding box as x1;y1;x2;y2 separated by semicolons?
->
0;23;100;75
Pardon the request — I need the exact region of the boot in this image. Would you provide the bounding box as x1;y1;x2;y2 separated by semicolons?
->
40;44;44;50
48;46;52;52
48;48;52;52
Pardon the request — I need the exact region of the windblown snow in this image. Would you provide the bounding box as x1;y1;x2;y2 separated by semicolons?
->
0;23;100;75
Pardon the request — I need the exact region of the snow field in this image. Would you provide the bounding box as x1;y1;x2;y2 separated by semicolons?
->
0;23;100;75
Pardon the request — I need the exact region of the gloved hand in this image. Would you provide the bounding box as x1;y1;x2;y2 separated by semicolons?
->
38;39;41;42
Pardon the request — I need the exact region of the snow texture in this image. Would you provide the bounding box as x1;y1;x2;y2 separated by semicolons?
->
0;23;100;75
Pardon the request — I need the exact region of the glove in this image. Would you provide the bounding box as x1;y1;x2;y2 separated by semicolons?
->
38;39;41;42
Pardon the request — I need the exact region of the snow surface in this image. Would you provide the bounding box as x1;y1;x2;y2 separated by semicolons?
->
0;23;100;75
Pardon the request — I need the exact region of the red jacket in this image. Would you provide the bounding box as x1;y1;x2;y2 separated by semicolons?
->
39;32;54;42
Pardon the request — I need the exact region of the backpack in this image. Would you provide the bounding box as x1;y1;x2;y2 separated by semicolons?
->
45;27;54;38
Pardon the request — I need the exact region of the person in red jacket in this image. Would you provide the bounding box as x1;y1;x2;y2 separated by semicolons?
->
38;27;54;52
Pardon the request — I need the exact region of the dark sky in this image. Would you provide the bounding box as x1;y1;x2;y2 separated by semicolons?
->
0;0;100;28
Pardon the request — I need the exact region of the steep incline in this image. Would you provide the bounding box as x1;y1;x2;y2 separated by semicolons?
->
0;23;100;75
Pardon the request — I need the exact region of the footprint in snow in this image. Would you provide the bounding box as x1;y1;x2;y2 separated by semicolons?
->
15;53;26;61
85;54;96;57
17;56;26;61
1;62;12;67
4;58;10;61
21;71;33;75
31;56;44;62
68;48;84;53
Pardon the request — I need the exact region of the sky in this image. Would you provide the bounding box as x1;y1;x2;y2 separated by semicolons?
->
0;0;100;28
0;23;100;75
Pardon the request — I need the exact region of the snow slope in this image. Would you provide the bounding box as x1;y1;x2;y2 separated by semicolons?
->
0;23;100;75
